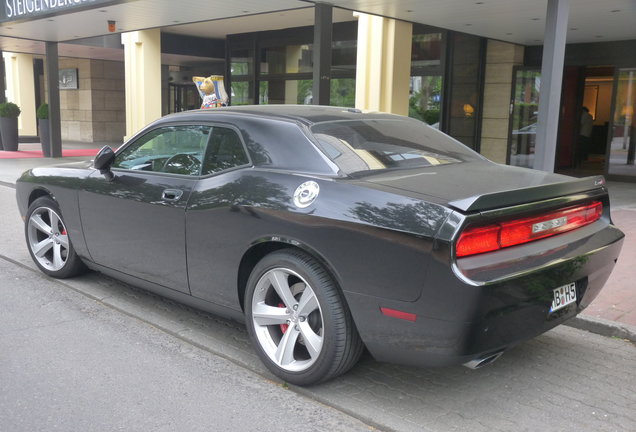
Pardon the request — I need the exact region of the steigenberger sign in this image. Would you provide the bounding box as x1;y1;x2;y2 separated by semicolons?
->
1;0;113;23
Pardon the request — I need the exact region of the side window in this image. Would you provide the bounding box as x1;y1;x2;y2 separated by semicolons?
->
201;127;250;175
112;125;211;176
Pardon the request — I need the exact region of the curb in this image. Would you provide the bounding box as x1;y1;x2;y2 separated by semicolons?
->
0;180;16;189
565;314;636;344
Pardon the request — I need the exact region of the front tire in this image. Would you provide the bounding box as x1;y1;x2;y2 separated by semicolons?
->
25;196;86;279
245;249;363;386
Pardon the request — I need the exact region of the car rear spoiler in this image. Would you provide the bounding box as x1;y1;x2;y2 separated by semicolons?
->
448;175;607;213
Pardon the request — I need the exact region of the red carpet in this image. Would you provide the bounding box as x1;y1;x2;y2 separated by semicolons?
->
0;148;100;159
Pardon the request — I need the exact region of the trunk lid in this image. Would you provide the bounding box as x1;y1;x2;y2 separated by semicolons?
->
349;161;606;212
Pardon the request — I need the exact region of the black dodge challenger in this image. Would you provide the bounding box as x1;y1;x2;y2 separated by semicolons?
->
16;105;624;385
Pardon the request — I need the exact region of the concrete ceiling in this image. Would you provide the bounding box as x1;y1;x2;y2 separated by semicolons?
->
0;0;309;42
0;0;633;62
316;0;636;45
164;7;356;39
0;5;357;66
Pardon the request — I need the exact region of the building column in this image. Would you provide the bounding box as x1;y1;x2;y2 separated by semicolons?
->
45;42;62;158
3;52;37;137
121;29;162;140
480;41;525;163
0;52;5;104
533;0;570;172
312;3;332;105
354;13;412;115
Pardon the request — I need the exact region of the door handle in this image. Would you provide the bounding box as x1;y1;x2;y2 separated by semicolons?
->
161;189;183;202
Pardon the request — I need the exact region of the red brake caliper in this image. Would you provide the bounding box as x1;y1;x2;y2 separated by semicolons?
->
278;303;289;333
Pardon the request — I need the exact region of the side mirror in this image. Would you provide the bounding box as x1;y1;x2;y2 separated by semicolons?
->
94;146;116;181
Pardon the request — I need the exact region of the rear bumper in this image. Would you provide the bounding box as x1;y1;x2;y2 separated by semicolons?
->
343;223;624;368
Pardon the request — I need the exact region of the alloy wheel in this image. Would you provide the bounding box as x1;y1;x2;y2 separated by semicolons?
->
27;206;70;272
250;267;324;372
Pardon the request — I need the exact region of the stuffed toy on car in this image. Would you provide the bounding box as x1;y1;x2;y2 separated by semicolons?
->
192;75;229;109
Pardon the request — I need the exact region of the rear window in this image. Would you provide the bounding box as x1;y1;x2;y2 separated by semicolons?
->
310;118;482;175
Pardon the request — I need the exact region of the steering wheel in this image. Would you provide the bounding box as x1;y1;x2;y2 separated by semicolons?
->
162;153;201;175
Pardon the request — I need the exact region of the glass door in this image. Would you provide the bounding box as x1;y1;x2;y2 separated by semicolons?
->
507;67;541;168
168;84;199;113
607;68;636;178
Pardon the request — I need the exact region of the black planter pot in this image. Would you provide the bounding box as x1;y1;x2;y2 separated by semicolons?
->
0;117;19;151
39;119;50;157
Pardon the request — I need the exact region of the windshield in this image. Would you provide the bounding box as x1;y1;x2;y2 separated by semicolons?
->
310;118;482;175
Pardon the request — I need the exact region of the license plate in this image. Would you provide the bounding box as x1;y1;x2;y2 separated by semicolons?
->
550;282;577;313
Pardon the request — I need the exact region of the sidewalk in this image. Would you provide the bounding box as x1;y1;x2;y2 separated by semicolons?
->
570;182;636;340
0;149;634;340
0;141;115;185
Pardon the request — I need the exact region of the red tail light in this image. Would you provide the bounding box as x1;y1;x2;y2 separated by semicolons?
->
456;201;603;257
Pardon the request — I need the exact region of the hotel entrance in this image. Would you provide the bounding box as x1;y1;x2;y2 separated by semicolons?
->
558;66;615;177
507;65;618;178
607;68;636;181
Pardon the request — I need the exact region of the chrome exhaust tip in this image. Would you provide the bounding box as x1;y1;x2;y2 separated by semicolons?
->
463;351;504;370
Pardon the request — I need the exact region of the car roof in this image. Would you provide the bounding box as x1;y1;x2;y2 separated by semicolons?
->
160;105;401;126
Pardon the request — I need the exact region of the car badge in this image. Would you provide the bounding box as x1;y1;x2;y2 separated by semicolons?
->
293;181;320;208
532;216;567;234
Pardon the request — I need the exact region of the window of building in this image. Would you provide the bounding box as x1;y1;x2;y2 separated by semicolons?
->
444;32;485;151
508;68;541;168
409;27;486;152
227;18;357;108
259;80;313;104
260;44;313;75
230;47;255;105
608;68;636;178
331;39;357;107
226;19;485;153
410;30;444;127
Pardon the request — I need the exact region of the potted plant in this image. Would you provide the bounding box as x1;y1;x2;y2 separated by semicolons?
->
0;102;21;151
37;103;50;157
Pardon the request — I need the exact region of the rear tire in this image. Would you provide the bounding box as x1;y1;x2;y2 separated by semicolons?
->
25;196;86;279
245;249;363;386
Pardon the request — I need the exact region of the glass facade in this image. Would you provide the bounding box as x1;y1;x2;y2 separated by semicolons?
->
506;65;635;178
608;68;636;178
520;43;636;181
259;80;313;104
508;69;541;168
227;19;357;108
445;33;484;150
230;47;255;105
331;38;357;107
227;19;486;151
258;44;313;104
330;78;356;107
168;84;200;112
260;45;313;75
409;31;443;126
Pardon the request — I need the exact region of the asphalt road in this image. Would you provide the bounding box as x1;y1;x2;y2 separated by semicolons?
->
1;182;635;432
0;185;371;432
0;258;371;432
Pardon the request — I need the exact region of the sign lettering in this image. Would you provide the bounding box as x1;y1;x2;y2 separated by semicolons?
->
1;0;111;23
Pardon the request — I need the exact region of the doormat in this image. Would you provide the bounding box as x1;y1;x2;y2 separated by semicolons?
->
0;148;100;159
